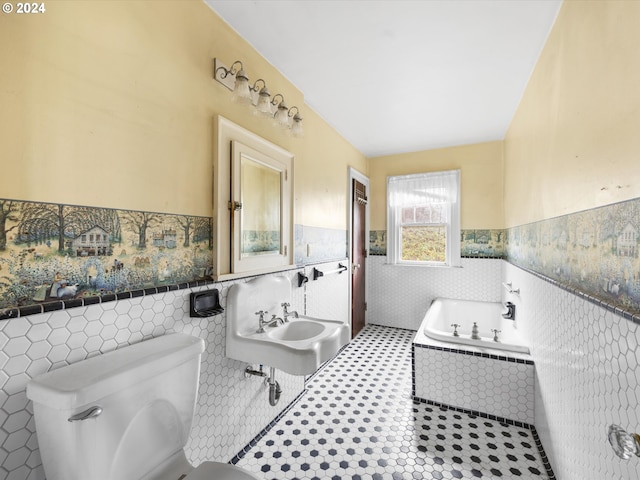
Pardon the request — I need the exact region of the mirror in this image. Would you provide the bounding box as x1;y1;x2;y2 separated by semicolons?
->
238;149;281;257
213;116;294;279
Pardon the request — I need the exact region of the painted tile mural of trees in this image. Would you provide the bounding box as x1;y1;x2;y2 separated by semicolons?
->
0;199;212;309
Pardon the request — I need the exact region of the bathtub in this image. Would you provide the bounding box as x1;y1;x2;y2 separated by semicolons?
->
422;298;529;354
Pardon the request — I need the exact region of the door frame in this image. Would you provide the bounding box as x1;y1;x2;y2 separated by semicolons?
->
348;167;370;331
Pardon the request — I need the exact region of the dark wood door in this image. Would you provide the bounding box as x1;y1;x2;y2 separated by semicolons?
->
351;179;367;338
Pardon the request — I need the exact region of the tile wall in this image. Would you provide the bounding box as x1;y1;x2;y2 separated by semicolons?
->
366;256;503;331
367;252;640;479
0;260;349;480
502;262;640;480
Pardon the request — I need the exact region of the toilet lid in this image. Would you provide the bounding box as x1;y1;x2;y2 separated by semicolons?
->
184;462;261;480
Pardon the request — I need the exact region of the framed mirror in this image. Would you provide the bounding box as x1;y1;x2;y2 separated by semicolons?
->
231;140;290;272
214;116;294;279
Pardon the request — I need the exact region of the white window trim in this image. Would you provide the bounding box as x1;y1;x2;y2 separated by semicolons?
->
387;170;461;267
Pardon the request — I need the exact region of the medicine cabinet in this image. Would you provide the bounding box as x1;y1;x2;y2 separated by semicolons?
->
213;116;294;279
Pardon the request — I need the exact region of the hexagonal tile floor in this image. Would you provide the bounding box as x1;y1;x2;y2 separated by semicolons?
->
234;324;553;479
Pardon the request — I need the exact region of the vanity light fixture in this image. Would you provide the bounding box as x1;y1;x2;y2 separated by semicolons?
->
213;58;304;136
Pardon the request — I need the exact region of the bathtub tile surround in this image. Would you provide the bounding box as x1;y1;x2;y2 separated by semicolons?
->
372;196;640;320
412;339;535;425
502;262;640;480
0;262;348;480
367;257;502;330
235;324;552;479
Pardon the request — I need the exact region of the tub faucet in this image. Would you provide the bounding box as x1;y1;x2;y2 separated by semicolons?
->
471;322;481;340
281;302;298;322
502;302;516;320
450;324;460;337
491;329;501;342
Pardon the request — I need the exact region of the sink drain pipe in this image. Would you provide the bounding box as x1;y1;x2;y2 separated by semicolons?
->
245;365;281;406
267;367;281;406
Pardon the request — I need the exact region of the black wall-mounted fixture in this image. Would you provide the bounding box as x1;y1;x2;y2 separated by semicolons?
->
190;288;223;317
297;272;309;288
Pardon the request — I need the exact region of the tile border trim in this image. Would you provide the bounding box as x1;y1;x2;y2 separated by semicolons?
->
0;279;218;321
412;342;535;365
410;398;556;480
228;389;308;465
507;260;640;325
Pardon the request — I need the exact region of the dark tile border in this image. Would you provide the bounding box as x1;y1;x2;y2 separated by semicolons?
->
508;261;640;326
412;342;534;365
0;279;217;322
229;389;307;465
412;396;534;429
410;398;556;480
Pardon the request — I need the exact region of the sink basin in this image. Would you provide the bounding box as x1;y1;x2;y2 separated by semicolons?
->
226;276;350;375
267;320;325;341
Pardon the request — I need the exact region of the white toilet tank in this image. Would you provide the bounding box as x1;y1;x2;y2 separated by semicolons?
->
26;333;205;480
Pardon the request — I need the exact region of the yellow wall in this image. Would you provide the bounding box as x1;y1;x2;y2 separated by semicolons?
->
504;0;640;227
368;141;504;231
0;0;365;230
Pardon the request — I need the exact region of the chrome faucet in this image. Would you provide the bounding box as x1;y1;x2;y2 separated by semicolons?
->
255;311;269;333
281;302;299;322
255;310;284;333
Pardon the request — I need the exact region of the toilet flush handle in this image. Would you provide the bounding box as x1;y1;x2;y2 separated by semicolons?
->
68;405;103;422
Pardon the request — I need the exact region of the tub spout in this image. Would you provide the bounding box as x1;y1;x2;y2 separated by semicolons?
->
471;322;480;340
502;302;515;320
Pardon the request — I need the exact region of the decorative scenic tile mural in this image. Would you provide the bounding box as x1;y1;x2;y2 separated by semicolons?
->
506;197;640;316
369;229;506;258
0;199;212;311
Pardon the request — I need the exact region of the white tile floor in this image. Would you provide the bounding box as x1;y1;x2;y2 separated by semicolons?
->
233;324;554;479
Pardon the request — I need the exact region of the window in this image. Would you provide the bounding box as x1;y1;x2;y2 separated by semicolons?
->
387;170;460;266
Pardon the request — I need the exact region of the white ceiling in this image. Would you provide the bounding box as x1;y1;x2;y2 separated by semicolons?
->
205;0;562;158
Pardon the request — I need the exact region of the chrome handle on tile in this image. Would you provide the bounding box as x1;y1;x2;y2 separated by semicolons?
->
608;424;640;459
68;406;103;422
450;323;460;337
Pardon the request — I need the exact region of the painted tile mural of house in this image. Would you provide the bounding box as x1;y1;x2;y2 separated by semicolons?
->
71;226;111;256
153;229;178;249
0;199;212;310
617;223;637;257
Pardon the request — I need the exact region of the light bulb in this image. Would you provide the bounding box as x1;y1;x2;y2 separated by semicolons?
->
274;101;289;127
255;87;272;116
291;113;304;137
231;69;252;105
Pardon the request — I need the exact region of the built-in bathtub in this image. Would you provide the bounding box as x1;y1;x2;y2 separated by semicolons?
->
413;298;535;425
422;298;529;354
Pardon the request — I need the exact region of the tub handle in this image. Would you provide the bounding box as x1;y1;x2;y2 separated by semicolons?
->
450;323;460;337
491;329;501;342
502;282;520;295
68;405;103;422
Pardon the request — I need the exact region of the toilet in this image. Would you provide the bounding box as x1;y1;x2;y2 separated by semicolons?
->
26;333;261;480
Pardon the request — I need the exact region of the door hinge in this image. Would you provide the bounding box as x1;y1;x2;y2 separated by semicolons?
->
283;245;287;255
364;302;367;311
285;170;288;181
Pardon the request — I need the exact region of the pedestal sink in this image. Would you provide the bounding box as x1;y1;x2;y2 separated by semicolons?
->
226;276;350;375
